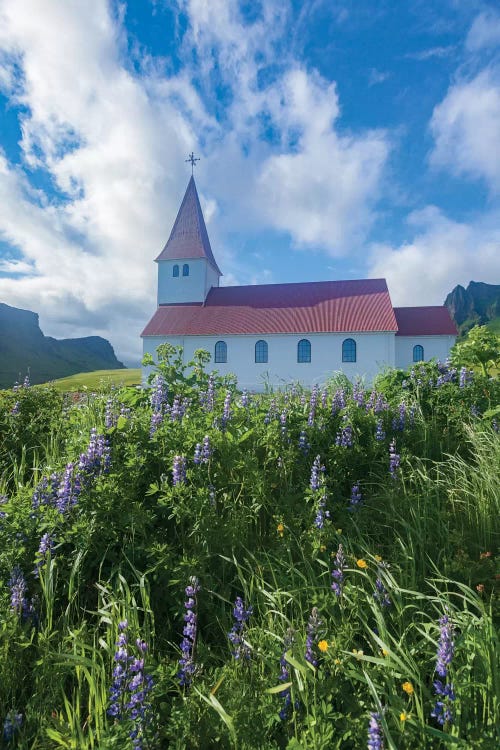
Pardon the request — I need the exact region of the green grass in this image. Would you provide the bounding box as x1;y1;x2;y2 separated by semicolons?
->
41;368;141;392
486;316;500;334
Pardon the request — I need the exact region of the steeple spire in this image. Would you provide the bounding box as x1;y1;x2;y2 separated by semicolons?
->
155;176;221;275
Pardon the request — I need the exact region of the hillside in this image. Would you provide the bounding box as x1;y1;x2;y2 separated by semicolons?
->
445;281;500;337
0;302;124;388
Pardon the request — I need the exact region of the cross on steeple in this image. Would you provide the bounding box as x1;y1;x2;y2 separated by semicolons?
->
185;152;200;175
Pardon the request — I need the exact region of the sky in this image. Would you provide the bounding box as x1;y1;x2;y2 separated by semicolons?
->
0;0;500;366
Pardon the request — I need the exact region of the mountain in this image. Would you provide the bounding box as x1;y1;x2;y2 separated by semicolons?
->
0;302;124;388
444;281;500;337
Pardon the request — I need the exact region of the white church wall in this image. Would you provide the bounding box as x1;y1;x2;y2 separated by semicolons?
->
143;332;396;390
157;258;213;305
395;335;456;370
205;264;220;298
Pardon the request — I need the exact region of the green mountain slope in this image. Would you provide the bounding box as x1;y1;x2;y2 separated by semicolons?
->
0;302;124;388
444;281;500;337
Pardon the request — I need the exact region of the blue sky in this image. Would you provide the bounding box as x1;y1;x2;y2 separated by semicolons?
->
0;0;499;364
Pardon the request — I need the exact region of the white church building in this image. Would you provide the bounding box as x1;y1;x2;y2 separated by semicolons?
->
142;176;457;390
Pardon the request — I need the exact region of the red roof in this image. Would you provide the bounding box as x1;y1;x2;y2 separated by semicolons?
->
394;306;457;336
155;176;222;274
142;279;398;336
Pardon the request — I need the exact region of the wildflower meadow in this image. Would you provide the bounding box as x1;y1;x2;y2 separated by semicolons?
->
0;344;498;749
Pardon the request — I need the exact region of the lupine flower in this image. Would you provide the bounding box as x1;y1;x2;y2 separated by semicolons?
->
492;419;499;433
298;431;310;455
241;389;249;407
280;410;287;437
375;419;385;442
353;383;365;407
178;577;200;687
305;607;322;667
278;628;295;721
11;401;20;415
308;385;319;426
367;712;384;750
2;711;23;743
331;544;346;597
204;374;216;412
349;483;362;512
392;402;406;432
171;395;190;422
221;391;232;429
193;443;202;464
8;566;28;617
56;462;77;514
228;596;252;660
335;418;353;448
108;620;130;719
105;397;117;428
314;491;330;529
150;374;168;434
172;455;186;486
0;494;8;523
331;388;346;414
373;577;391;608
34;532;55;577
470;404;480;417
310;455;324;491
389;440;400;479
431;613;456;726
321;389;328;408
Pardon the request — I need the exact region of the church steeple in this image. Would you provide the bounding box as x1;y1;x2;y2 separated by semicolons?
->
155;176;221;275
155;175;222;305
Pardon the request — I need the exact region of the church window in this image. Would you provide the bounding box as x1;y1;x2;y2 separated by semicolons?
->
413;344;424;362
255;340;268;363
297;339;311;363
173;264;179;277
342;338;356;363
182;263;190;277
215;340;227;363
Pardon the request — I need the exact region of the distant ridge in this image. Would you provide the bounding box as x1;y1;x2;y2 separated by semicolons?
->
0;302;124;388
444;281;500;337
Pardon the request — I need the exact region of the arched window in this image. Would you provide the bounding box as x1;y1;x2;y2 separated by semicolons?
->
173;264;179;277
413;344;424;362
342;338;356;363
255;340;268;363
182;263;189;277
297;339;311;363
215;340;227;363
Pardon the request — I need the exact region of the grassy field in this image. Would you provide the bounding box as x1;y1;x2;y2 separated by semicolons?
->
41;368;142;392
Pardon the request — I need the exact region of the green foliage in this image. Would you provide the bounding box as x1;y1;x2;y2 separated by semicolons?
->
0;347;498;748
451;325;500;376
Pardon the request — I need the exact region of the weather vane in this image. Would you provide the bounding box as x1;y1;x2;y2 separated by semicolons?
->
185;152;200;175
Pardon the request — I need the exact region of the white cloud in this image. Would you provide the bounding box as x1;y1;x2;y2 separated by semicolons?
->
430;68;500;192
368;206;500;306
466;10;500;52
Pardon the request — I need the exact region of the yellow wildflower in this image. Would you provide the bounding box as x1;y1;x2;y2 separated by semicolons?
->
320;545;326;552
334;658;341;665
400;711;408;722
318;640;328;653
402;681;414;696
375;554;383;562
277;522;284;537
352;649;364;659
381;648;389;657
356;559;368;569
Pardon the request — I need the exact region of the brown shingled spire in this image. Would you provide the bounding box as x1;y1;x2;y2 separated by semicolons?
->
155;176;222;275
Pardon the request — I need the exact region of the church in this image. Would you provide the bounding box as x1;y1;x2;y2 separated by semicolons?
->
141;174;457;390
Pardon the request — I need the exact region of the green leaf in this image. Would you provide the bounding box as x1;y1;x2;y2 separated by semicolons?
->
266;681;293;694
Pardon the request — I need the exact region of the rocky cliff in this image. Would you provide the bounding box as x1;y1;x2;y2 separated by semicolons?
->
444;281;500;336
0;302;124;388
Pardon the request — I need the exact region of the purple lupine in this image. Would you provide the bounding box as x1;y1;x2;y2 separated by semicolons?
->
56;462;76;514
178;577;200;687
314;491;330;529
298;431;310;455
228;596;252;660
389;440;400;479
11;401;20;415
172;455;186;486
280;410;287;437
373;578;391;608
205;374;216;412
331;544;346;597
367;712;384;750
193;443;202;465
105;397;117;428
349;483;362;512
305;607;322;667
392;402;406;432
241;389;250;408
470;404;480;418
353;382;365;407
201;435;212;462
264;398;277;425
335;418;353;448
150;374;168;435
308;385;319;426
34;532;55;577
375;419;385;442
321;389;328;408
492;419;499;433
2;711;23;743
0;494;8;523
310;455;324;491
331;388;346;414
8;566;28;617
278;628;295;721
221;391;232;429
374;393;389;413
431;613;456;726
108;620;130;719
